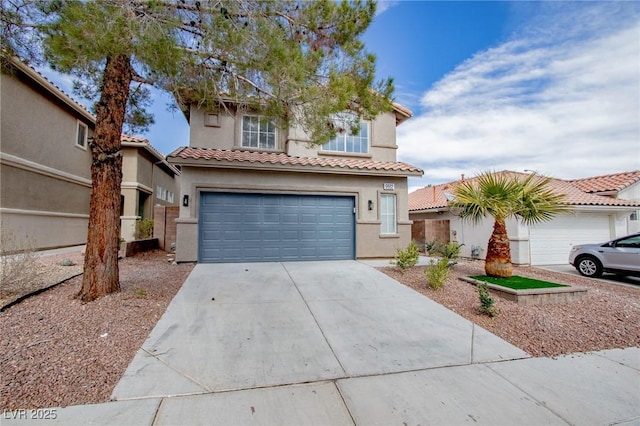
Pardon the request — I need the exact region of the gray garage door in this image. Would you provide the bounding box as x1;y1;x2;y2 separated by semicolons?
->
199;192;355;263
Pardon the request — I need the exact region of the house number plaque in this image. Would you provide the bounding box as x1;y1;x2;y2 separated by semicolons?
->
383;183;395;190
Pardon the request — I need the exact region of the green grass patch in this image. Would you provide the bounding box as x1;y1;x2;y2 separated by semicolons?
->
470;275;568;290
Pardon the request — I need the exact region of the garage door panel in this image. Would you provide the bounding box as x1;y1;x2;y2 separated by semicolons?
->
301;214;317;224
262;230;280;241
199;193;355;263
300;230;317;240
262;214;279;224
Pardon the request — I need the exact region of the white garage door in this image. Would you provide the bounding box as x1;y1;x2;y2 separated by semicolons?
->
529;213;611;265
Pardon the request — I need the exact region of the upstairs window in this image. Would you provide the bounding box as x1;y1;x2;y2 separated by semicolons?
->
242;115;276;149
76;121;88;149
322;112;369;154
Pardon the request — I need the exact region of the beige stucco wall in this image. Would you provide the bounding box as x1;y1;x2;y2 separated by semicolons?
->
1;69;93;178
188;104;399;162
173;166;411;262
0;67;93;252
153;164;179;206
120;146;179;241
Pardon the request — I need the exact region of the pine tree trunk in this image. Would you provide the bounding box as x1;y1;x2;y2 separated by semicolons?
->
77;55;132;302
484;218;513;278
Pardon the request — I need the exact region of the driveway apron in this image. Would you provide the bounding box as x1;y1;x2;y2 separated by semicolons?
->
112;260;527;400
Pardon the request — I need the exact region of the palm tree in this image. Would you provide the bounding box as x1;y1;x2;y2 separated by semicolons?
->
449;172;571;278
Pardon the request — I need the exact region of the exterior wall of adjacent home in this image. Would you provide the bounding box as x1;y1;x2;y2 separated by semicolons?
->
618;183;640;233
0;63;93;252
121;146;179;241
409;209;632;265
174;167;412;262
189;105;399;161
409;211;527;264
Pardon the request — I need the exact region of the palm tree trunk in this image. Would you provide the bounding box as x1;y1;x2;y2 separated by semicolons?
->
76;55;132;302
485;219;513;278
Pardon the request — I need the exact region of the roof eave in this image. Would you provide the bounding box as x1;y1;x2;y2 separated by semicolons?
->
167;157;422;177
392;102;413;126
409;207;449;214
571;204;638;212
122;140;180;176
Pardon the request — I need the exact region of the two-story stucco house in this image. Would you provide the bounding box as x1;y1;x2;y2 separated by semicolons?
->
1;56;180;252
1;56;94;252
120;135;181;241
167;102;423;263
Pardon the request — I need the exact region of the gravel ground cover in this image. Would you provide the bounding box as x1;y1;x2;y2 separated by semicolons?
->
0;251;84;310
379;260;640;358
1;253;638;411
1;250;194;411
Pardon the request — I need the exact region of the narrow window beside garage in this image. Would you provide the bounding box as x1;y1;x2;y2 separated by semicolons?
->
380;194;397;234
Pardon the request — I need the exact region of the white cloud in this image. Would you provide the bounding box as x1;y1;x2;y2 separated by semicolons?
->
375;1;400;16
398;3;640;185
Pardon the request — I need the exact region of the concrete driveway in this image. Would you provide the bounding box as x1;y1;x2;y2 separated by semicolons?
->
539;263;640;287
101;261;640;426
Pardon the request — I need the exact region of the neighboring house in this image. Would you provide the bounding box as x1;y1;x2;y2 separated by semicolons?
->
409;171;639;266
0;57;180;252
570;171;640;234
120;135;181;241
167;101;422;263
1;56;94;252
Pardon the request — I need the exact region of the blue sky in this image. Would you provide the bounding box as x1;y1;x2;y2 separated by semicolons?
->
42;1;640;191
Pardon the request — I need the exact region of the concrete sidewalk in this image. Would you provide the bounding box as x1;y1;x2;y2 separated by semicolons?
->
4;261;639;425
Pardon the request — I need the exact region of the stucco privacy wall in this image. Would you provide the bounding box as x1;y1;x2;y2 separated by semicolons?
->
174;167;411;262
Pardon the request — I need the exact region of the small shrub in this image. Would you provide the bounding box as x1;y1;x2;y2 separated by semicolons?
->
438;242;464;261
478;283;497;317
424;258;450;290
395;240;420;272
424;238;442;255
60;258;75;266
429;240;464;262
0;230;42;297
134;218;154;240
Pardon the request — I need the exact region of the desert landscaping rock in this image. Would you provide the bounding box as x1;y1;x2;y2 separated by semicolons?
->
0;250;194;411
379;259;640;357
1;253;638;411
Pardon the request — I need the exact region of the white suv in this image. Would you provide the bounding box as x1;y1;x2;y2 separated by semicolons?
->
569;233;640;278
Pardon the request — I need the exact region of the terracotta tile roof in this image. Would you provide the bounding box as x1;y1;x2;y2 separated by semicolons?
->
121;134;148;143
408;182;452;211
409;171;639;211
570;171;640;194
168;147;423;176
121;134;163;159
